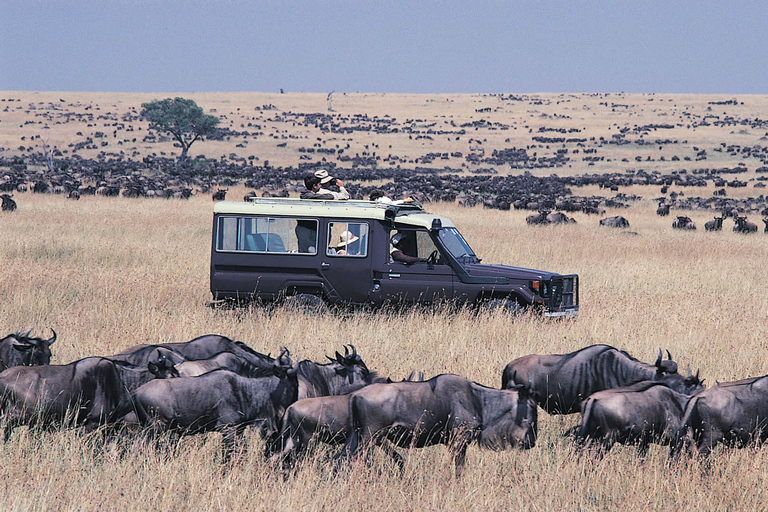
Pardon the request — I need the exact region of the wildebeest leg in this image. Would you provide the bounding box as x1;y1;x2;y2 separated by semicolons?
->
451;441;469;478
378;440;405;473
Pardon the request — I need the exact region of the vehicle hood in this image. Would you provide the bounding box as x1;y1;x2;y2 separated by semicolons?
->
461;263;560;282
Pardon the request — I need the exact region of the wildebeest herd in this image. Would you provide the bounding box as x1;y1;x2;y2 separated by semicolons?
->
0;329;764;475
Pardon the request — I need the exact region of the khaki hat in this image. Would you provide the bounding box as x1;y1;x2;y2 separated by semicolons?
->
334;230;359;248
314;169;334;184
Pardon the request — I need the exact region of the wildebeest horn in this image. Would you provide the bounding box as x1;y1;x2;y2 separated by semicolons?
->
666;350;673;360
344;345;349;356
655;348;662;367
47;328;57;345
349;344;358;359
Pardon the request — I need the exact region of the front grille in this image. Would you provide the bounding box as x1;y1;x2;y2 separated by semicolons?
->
549;275;578;311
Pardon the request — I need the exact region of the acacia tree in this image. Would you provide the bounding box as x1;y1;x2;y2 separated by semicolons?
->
140;97;219;168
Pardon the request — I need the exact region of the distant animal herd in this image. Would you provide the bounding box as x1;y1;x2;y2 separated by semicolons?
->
0;329;765;475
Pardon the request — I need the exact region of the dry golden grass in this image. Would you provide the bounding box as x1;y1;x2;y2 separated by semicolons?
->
2;186;768;511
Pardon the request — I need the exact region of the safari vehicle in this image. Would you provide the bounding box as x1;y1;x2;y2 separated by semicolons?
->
210;197;578;317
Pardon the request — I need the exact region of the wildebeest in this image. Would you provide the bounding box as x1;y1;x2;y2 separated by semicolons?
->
525;211;550;225
704;215;724;232
672;216;696;230
599;216;630;228
656;201;670;216
0;353;177;440
1;193;17;211
275;371;424;468
673;375;768;458
111;334;274;375
212;188;228;201
575;377;703;456
546;212;576;224
733;215;758;233
295;345;386;400
133;349;296;460
173;351;272;377
341;374;537;476
502;345;698;415
0;329;56;370
763;218;768;233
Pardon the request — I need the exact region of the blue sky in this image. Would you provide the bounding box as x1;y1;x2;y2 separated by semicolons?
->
1;0;766;94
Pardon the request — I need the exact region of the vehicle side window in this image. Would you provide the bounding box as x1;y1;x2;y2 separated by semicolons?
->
388;229;441;262
216;216;317;254
327;222;368;257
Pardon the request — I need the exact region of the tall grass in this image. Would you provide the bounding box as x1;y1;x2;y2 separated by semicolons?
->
1;190;768;511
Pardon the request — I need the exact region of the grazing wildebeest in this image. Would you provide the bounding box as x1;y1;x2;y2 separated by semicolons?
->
111;334;274;374
1;193;17;211
295;345;387;400
341;374;537;476
0;329;56;370
0;354;177;440
672;375;768;458
704;215;724;232
656;202;670;217
599;216;630;228
212;188;228;201
133;349;296;461
502;345;697;415
575;376;704;456
733;215;758;233
672;216;696;230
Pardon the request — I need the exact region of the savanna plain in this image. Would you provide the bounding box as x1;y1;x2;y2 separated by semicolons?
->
2;92;768;511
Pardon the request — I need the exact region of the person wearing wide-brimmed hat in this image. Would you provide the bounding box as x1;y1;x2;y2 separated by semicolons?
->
300;174;334;200
331;230;360;255
314;169;349;200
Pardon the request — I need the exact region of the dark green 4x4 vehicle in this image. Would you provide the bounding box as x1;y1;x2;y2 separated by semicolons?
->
210;197;578;317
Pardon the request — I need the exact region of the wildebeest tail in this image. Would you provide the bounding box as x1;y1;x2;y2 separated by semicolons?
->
575;397;597;447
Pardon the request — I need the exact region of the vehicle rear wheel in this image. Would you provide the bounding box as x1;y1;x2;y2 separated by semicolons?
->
479;298;524;317
283;293;328;314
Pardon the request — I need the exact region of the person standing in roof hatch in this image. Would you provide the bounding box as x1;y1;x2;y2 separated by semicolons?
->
314;169;350;200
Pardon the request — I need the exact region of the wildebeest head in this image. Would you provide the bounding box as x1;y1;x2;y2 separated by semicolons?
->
479;376;538;451
682;366;705;395
0;328;57;369
146;350;181;379
327;344;369;384
272;347;295;378
654;348;678;375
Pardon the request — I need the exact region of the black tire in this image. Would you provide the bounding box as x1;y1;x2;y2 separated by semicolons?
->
479;298;524;316
283;293;328;314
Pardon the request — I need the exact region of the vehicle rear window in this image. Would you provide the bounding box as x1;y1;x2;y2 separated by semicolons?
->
216;216;318;254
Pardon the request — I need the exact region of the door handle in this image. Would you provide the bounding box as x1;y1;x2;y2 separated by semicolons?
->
388;273;400;278
321;262;330;270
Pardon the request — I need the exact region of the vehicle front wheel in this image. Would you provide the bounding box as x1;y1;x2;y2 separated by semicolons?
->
283;293;328;314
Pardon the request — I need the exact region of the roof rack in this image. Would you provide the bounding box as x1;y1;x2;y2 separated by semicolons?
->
244;196;425;212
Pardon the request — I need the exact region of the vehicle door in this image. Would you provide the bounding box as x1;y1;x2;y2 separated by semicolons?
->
319;221;374;304
371;228;455;304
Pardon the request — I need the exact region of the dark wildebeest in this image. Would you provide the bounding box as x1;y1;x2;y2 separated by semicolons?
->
672;216;696;230
501;345;697;415
1;193;17;211
133;349;296;461
575;376;704;457
0;329;56;370
526;211;550;226
212;188;228;201
546;212;576;224
275;371;424;467
173;351;272;377
340;374;537;477
763;218;768;233
295;345;387;400
0;353;177;440
704;215;724;232
656;202;670;217
599;216;630;228
733;215;758;233
672;375;768;458
111;334;274;375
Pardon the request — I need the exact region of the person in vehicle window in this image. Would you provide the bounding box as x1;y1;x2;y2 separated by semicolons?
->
390;233;427;263
300;175;334;200
332;231;360;255
314;170;350;200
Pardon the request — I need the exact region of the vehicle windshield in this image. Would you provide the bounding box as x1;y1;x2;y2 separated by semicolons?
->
438;227;480;264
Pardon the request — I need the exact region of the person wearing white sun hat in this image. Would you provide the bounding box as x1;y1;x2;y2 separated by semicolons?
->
314;169;349;200
332;230;360;255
